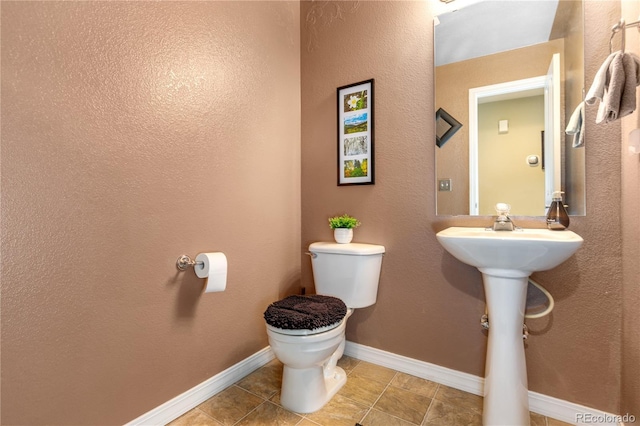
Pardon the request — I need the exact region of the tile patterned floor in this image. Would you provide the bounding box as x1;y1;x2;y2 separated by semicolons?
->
168;356;575;426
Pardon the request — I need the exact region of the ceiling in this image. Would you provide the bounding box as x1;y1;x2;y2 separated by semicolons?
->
435;0;560;67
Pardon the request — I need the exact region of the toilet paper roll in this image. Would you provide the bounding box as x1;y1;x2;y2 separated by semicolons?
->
194;252;227;293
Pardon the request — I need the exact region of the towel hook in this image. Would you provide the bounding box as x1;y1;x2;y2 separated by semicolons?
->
610;19;626;53
609;17;640;54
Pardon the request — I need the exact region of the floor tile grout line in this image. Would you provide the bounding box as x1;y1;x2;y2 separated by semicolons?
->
232;382;277;402
230;397;263;426
373;371;440;425
341;368;397;426
297;417;321;426
420;384;438;426
431;385;486;420
361;371;400;422
359;407;373;425
193;407;221;425
369;406;426;426
371;370;397;407
233;399;299;426
227;382;282;426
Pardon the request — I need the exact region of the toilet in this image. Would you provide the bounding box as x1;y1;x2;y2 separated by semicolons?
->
263;242;385;413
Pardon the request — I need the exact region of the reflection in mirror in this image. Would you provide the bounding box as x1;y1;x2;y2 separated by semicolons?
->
436;108;463;147
434;0;585;217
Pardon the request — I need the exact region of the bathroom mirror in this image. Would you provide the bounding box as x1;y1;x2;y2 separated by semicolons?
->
434;0;585;216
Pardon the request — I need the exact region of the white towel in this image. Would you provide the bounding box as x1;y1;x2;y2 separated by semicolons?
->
586;50;640;124
585;51;618;106
629;52;640;83
566;101;585;148
618;52;638;119
596;52;625;123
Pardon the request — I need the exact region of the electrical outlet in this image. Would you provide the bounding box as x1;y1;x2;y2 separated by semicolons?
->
438;178;452;192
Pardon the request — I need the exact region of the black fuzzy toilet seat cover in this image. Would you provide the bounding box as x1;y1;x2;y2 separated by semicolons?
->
264;295;347;330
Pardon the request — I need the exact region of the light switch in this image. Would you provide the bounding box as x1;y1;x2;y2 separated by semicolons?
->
438;178;452;192
499;120;509;134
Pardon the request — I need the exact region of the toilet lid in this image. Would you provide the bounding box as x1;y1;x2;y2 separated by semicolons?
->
263;294;347;332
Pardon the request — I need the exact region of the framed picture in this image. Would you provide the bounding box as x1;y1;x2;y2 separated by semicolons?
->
435;107;462;148
337;79;374;185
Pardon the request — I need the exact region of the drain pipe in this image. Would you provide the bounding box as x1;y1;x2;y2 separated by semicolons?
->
480;278;554;339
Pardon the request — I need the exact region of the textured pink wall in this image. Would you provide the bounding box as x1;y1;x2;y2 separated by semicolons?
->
1;2;300;424
621;0;640;417
301;0;626;414
1;0;636;423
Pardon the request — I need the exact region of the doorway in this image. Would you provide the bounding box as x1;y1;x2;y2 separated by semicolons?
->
468;53;561;216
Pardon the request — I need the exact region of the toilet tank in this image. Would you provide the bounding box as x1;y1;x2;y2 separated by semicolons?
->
308;242;385;308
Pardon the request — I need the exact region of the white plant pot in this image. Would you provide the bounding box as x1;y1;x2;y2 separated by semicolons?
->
333;228;353;244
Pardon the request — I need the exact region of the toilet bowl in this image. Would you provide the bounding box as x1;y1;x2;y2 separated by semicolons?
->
266;309;353;413
263;242;385;414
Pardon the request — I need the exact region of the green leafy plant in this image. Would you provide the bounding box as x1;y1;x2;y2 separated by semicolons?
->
328;214;361;229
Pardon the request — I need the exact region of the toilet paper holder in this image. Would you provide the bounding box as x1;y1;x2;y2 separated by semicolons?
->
176;254;204;271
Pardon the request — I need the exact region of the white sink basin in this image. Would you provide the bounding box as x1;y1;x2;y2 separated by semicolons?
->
435;226;583;425
436;227;583;275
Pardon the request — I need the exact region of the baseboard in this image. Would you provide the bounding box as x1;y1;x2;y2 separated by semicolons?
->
128;341;622;426
345;341;622;425
344;341;484;395
125;347;275;426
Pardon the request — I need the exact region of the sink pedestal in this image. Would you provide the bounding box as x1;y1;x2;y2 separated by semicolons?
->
481;269;530;426
435;227;584;426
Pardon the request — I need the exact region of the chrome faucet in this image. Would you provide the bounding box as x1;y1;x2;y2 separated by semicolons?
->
492;203;516;231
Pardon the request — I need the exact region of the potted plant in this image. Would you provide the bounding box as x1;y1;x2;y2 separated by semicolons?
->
328;214;361;244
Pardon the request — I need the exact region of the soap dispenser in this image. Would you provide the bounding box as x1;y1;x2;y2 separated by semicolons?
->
546;191;569;230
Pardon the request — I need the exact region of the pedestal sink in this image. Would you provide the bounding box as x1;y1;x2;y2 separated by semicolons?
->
436;227;583;426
